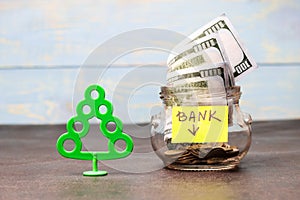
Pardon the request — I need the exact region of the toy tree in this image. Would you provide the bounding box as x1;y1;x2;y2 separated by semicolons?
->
56;84;134;176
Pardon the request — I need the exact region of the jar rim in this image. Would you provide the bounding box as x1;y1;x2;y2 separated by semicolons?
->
160;86;242;106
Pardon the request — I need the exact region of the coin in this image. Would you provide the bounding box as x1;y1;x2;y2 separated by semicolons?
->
164;149;185;156
166;143;240;165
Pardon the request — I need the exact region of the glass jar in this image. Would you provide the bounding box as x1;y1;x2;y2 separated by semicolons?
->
150;86;252;171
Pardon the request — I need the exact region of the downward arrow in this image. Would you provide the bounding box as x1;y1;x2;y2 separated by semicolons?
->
188;124;199;136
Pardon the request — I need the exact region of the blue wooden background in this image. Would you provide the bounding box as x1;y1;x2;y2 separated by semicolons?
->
0;1;299;124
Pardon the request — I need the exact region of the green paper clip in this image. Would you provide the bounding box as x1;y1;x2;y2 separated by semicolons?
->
56;84;134;176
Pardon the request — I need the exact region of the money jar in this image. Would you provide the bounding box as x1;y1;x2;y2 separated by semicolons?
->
150;85;252;171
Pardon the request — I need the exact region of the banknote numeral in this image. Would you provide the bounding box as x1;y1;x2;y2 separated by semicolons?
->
199;67;223;78
194;39;217;53
203;20;226;36
168;67;224;82
234;58;251;76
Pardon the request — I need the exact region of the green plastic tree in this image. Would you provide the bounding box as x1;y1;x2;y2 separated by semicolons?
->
56;84;134;176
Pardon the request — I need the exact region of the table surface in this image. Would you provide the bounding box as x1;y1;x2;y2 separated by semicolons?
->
0;120;299;200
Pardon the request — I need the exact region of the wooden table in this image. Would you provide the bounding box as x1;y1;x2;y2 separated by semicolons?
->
0;120;299;200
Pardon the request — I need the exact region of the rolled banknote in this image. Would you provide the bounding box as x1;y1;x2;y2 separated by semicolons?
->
167;35;234;90
169;14;257;81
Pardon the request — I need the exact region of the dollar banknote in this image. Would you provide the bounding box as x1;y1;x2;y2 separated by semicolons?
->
169;14;257;81
167;35;234;91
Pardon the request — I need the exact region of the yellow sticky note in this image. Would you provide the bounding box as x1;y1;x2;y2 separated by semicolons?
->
171;106;228;143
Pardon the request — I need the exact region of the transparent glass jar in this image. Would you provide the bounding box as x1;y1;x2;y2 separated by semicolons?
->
150;86;252;171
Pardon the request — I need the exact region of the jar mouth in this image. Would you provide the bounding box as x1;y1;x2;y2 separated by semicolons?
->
160;86;241;106
226;86;241;104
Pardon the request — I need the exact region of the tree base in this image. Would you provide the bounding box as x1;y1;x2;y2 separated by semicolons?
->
83;170;108;176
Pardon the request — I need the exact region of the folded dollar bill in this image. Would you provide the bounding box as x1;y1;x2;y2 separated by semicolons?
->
168;14;257;81
167;34;234;90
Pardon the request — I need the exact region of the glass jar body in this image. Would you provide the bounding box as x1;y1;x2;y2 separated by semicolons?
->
151;87;252;171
